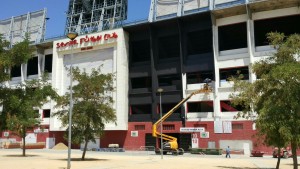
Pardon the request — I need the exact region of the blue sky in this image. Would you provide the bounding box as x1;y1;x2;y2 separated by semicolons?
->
0;0;151;38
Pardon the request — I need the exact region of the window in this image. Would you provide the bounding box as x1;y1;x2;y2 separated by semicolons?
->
254;15;300;46
43;109;51;118
232;123;243;130
218;22;247;51
131;104;151;114
131;40;151;62
220;100;247;112
11;65;21;77
158;74;181;87
131;77;152;89
44;54;53;73
186;71;214;84
187;101;214;112
187;29;213;55
220;66;249;81
134;125;145;130
158;35;180;59
162;103;181;114
27;57;38;76
163;124;175;130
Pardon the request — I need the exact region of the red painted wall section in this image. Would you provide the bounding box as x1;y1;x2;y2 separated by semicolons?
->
100;130;127;148
1;131;22;142
186;121;257;149
2;121;298;155
122;122;184;150
124;121;280;155
123;122;153;150
36;126;50;143
36;132;50;142
49;131;66;145
185;121;277;154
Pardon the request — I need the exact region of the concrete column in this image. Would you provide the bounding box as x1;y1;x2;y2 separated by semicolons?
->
148;0;156;22
211;14;221;120
177;0;184;17
182;73;187;119
246;6;256;83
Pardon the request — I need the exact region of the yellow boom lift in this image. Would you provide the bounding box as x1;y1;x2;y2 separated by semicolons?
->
152;81;212;155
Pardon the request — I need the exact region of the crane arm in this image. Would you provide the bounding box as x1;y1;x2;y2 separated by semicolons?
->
152;84;212;142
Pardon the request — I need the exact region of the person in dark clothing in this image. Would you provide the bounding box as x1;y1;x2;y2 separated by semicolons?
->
226;146;231;158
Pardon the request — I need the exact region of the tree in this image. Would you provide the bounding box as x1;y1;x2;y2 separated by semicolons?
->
54;66;116;160
230;33;300;169
0;35;11;82
1;75;58;156
0;34;58;156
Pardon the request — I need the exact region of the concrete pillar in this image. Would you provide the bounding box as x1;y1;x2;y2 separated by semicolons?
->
211;14;221;120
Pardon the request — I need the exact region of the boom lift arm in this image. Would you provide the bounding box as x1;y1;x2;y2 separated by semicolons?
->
152;82;212;153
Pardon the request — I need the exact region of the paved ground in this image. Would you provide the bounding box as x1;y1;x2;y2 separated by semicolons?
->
0;149;296;169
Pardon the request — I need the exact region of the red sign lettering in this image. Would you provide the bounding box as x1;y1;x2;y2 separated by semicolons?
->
56;32;118;49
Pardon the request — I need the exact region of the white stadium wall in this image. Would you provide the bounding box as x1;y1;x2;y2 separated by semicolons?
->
51;28;128;131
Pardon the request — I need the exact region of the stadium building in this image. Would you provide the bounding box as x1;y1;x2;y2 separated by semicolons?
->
1;0;300;154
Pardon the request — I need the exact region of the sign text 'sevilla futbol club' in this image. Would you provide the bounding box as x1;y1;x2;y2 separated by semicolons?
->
56;32;118;48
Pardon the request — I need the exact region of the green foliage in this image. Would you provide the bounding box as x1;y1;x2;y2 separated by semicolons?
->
1;74;58;131
0;34;58;156
230;33;300;169
0;34;12;82
0;74;58;156
9;34;34;66
0;34;34;83
54;66;116;160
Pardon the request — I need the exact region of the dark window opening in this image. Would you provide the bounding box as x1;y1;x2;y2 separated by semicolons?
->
131;104;151;114
131;40;151;63
158;35;180;59
131;77;152;89
43;109;51;118
162;103;181;114
220;66;249;81
163;124;175;130
11;65;21;77
134;125;145;130
218;22;247;51
187;101;214;112
186;71;214;84
158;74;181;88
44;54;53;73
254;15;300;46
187;29;213;55
220;100;246;112
232;123;243;130
27;57;38;76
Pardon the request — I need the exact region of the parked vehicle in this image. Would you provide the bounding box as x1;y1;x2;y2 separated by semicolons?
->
272;147;292;158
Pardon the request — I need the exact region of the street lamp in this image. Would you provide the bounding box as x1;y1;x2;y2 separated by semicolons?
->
66;32;78;169
157;88;164;159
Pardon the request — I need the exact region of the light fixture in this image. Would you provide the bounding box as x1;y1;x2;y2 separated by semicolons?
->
67;32;78;41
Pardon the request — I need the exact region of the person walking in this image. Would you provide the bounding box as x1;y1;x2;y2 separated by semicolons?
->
226;146;231;158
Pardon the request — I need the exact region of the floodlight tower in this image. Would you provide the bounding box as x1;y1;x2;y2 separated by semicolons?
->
65;0;128;35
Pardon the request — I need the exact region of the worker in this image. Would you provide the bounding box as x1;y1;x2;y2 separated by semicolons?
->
226;146;231;158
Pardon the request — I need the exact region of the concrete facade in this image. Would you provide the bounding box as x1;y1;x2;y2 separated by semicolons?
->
1;0;300;154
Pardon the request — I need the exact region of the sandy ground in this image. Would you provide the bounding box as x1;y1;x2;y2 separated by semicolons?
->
0;149;296;169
